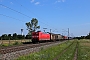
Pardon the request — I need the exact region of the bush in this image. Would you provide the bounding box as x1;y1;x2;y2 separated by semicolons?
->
13;41;19;45
1;44;9;47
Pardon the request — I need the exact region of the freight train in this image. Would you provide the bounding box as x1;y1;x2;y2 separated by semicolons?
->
32;31;68;43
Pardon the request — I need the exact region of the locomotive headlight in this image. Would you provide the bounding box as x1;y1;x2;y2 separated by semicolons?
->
32;36;34;38
36;36;38;37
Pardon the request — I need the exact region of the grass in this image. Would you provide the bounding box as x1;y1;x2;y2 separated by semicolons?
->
58;40;77;60
17;40;74;60
77;40;90;60
56;39;90;60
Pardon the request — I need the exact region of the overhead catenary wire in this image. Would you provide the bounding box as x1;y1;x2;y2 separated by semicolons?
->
0;4;49;27
0;14;25;22
0;4;32;18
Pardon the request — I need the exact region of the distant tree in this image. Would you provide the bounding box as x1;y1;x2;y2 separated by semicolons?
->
25;35;31;39
1;34;8;40
86;32;90;39
26;18;40;35
0;36;1;40
80;36;85;39
8;34;12;40
17;35;25;39
12;33;17;40
17;35;23;39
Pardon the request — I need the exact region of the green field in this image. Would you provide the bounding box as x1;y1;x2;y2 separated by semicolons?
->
16;39;90;60
78;40;90;60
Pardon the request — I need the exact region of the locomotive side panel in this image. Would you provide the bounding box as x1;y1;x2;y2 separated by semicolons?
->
39;32;50;41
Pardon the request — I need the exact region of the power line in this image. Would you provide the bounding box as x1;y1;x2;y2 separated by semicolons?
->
0;4;32;18
14;0;50;25
0;4;50;27
0;14;25;22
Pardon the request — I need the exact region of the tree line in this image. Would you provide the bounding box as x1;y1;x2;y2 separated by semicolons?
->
0;33;31;40
74;33;90;40
0;18;40;40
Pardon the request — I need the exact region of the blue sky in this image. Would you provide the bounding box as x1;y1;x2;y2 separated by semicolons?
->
0;0;90;37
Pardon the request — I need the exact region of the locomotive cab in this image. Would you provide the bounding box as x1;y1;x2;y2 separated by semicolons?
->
32;32;39;43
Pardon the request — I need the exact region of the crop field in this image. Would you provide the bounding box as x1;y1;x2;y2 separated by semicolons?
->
77;40;90;60
0;39;31;47
16;39;90;60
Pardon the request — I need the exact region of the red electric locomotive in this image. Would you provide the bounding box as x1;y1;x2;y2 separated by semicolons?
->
32;31;50;43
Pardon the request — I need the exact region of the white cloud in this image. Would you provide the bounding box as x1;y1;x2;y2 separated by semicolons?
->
35;2;40;5
30;0;40;5
10;2;13;4
55;0;65;3
31;0;34;3
55;0;61;3
62;0;65;2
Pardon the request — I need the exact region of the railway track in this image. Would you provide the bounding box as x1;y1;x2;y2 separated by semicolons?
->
0;41;60;54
